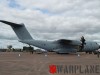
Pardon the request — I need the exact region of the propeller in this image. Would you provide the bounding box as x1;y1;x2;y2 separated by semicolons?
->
78;36;86;52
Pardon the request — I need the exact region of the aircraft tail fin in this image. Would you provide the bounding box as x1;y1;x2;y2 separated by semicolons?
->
0;20;33;40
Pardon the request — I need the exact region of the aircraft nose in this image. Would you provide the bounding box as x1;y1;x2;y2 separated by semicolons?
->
96;43;100;49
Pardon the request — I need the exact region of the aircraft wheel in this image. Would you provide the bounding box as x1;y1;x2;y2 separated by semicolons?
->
89;52;92;54
85;52;88;54
93;51;97;55
56;52;60;54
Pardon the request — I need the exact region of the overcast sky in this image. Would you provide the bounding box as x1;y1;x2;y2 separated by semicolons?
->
0;0;100;48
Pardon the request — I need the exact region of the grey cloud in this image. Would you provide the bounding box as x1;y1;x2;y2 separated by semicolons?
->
0;39;24;48
0;0;100;48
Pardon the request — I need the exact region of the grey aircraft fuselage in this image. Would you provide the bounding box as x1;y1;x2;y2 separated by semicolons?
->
20;39;99;53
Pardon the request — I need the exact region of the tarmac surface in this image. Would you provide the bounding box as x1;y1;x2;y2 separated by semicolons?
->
0;52;100;75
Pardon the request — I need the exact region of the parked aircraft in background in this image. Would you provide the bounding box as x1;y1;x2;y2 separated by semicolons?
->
0;20;99;54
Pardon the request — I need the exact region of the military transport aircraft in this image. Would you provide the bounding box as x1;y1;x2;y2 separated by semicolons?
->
0;20;99;54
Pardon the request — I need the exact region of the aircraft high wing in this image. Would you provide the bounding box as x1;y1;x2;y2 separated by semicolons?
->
0;20;99;54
